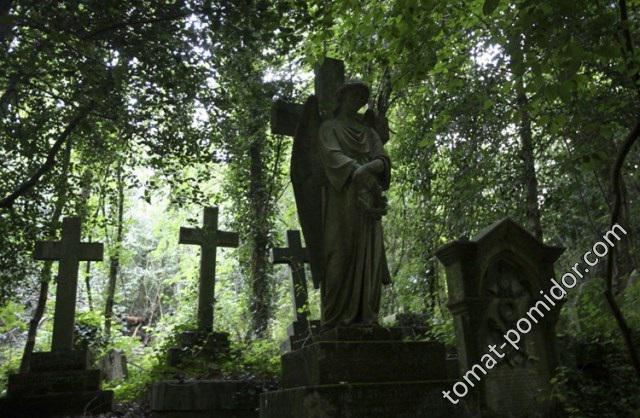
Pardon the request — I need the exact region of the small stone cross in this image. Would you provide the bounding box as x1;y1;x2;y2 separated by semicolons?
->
179;207;239;333
272;230;311;323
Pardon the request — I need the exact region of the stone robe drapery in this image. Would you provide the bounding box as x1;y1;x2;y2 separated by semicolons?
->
318;116;391;327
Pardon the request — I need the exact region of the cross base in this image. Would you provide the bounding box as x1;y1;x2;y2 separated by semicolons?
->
0;350;113;417
167;331;231;367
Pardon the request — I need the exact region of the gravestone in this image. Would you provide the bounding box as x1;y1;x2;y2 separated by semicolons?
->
151;206;263;418
0;217;113;417
261;58;470;417
167;206;238;366
436;218;565;417
271;230;320;353
100;349;128;382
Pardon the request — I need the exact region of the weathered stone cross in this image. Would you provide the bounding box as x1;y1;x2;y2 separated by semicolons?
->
271;57;345;289
34;217;103;351
179;206;239;333
271;57;345;136
272;230;311;324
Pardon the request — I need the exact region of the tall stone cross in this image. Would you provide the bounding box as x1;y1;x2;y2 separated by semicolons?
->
271;57;345;138
271;57;345;289
272;230;311;324
34;217;104;351
179;206;239;333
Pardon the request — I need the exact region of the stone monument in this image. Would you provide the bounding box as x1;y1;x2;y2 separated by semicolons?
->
151;206;262;418
436;218;565;417
0;217;113;417
167;206;238;366
260;58;470;417
271;229;320;353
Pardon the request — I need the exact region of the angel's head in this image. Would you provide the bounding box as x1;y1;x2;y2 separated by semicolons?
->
335;80;369;116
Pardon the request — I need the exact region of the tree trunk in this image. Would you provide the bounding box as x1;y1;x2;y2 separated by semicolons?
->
516;89;543;240
605;119;640;379
19;139;72;372
248;140;271;338
78;170;95;310
103;165;124;339
0;0;13;49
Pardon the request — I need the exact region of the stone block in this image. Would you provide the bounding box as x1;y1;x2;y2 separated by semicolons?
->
7;369;101;397
29;350;89;373
260;381;472;418
312;325;404;342
0;389;113;418
282;340;447;389
150;380;259;418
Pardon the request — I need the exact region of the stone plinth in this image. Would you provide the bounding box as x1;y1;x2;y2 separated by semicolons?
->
260;326;473;418
0;350;113;418
282;340;447;388
260;381;465;418
167;331;230;367
150;380;261;418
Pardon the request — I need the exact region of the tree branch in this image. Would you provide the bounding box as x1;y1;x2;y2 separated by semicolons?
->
0;103;94;209
605;118;640;379
80;12;193;40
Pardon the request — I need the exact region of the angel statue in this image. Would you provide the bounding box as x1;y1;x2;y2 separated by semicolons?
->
291;79;391;330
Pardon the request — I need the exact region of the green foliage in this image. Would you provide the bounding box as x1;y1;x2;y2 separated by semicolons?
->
0;0;639;413
551;340;640;417
221;339;281;379
74;310;106;352
0;302;26;334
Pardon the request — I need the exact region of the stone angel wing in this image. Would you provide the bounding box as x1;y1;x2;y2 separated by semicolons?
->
363;108;390;145
291;95;325;289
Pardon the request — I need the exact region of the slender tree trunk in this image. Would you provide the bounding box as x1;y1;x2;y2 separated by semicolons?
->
516;88;543;241
104;165;124;339
84;258;94;311
609;176;635;293
20;140;72;372
248;139;271;338
78;170;94;310
605;119;640;379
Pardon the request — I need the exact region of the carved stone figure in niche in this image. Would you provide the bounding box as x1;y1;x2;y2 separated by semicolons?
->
485;259;534;367
293;80;391;329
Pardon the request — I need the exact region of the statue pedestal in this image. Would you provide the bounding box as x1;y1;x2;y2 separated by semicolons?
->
0;350;113;417
260;326;471;418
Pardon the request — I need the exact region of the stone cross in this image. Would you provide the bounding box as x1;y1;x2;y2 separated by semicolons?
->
179;207;238;333
272;230;311;323
271;57;344;289
271;57;345;137
34;217;103;351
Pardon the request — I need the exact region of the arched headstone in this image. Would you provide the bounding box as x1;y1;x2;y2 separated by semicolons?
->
436;218;565;417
